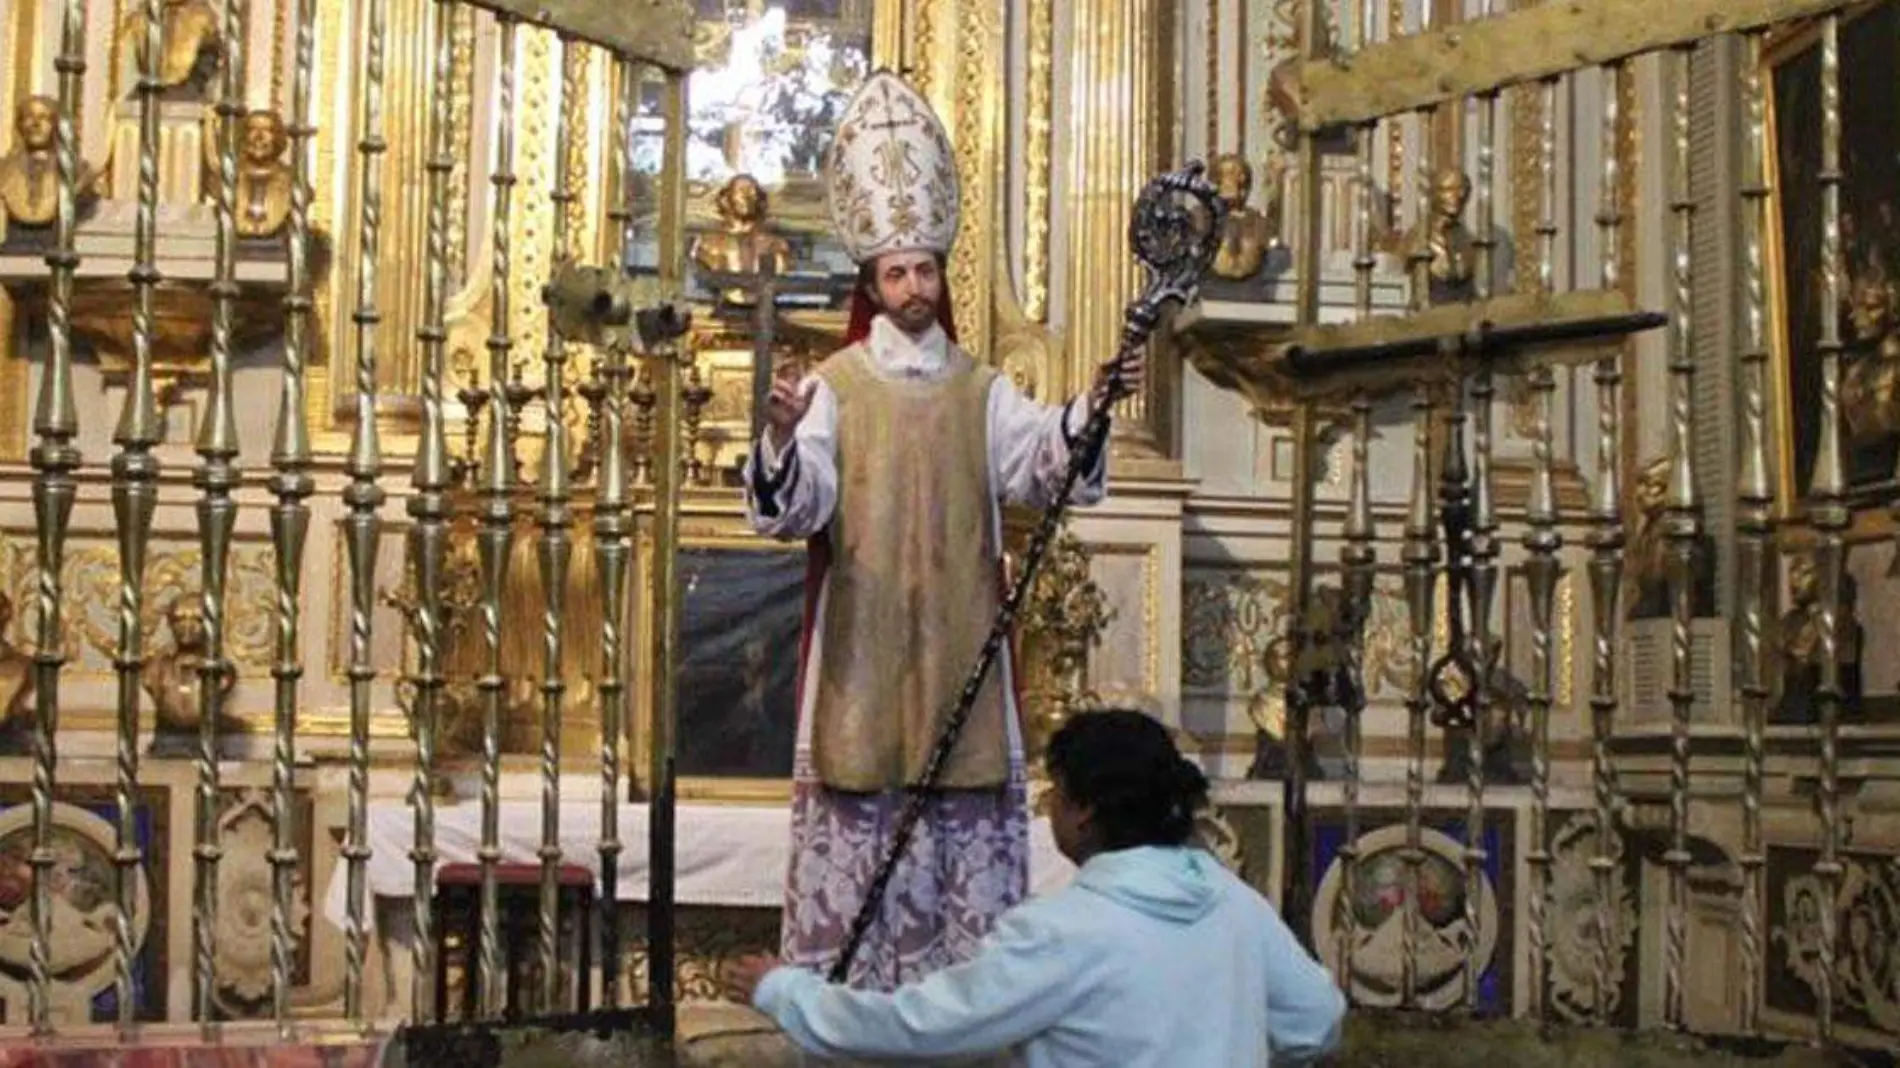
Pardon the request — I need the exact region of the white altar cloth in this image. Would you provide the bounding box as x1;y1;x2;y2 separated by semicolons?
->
321;800;1076;936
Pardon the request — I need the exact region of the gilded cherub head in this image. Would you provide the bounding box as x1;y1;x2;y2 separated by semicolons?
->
1431;167;1472;222
1210;153;1253;207
1633;454;1671;516
1787;552;1818;607
13;96;56;153
240;110;289;167
1847;254;1895;343
165;596;207;648
714;173;768;228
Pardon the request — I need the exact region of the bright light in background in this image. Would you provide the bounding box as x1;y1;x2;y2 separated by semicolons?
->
630;5;869;188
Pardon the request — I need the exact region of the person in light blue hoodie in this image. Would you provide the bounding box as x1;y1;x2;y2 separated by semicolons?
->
726;708;1347;1067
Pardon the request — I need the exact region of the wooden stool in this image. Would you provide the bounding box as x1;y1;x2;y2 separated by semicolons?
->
434;862;595;1022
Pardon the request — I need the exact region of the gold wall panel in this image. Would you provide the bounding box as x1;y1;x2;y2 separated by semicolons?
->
326;0;493;412
507;25;558;363
307;1;574;449
947;0;999;362
1087;542;1162;695
1060;0;1171;451
0;531;279;679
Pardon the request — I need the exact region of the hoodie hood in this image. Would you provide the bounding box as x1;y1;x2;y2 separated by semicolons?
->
1073;845;1222;924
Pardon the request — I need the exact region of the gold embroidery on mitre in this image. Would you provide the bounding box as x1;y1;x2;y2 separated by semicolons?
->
825;71;960;264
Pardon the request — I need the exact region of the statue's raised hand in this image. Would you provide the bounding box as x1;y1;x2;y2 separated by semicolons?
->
764;362;813;451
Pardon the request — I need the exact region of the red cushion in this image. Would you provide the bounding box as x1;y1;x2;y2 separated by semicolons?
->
436;862;595;889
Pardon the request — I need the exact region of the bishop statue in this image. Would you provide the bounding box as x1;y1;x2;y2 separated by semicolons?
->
743;71;1138;990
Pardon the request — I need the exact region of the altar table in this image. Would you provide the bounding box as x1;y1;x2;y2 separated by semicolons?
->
320;800;1076;936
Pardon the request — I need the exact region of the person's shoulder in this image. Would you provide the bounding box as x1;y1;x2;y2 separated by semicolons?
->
1005;880;1129;940
1198;856;1289;921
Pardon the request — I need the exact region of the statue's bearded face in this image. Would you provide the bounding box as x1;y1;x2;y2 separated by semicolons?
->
868;249;942;336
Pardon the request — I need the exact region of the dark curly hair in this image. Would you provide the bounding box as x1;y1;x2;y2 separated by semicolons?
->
1044;709;1210;851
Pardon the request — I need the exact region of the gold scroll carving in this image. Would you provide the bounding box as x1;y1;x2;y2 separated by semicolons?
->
0;535;278;680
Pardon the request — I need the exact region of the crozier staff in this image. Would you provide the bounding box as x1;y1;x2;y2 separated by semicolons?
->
743;70;1137;991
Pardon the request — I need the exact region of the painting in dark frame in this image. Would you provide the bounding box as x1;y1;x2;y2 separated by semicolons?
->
1770;1;1900;504
674;545;806;780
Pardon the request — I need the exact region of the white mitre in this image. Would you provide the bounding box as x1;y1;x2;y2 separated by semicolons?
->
824;71;959;264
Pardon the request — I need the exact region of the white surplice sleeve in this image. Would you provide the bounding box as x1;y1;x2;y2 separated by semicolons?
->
987;375;1108;511
742;375;840;540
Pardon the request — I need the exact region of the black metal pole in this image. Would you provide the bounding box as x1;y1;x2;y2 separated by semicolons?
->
648;754;675;1038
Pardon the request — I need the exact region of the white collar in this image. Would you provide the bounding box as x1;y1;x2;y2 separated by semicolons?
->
866;315;949;378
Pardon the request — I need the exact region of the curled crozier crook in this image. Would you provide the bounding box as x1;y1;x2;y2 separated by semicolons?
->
826;161;1225;984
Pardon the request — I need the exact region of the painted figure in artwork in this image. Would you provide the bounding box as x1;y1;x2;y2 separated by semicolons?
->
743;70;1139;990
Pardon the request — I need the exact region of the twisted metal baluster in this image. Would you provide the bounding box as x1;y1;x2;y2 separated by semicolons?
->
193;0;251;1036
1522;70;1564;1027
1735;30;1773;1038
269;0;320;1034
535;34;583;1014
1400;382;1437;1010
1338;392;1374;1002
476;15;524;1015
1587;58;1629;1026
27;0;84;1004
595;55;640;1010
1334;0;1381;1001
1279;0;1333;943
340;0;392;1025
111;0;166;1035
409;0;459;1024
1811;14;1848;1046
1463;35;1502;1012
1661;39;1701;1035
1397;14;1443;1007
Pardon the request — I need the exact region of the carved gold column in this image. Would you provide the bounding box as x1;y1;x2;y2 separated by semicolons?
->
1060;0;1173;455
326;0;458;409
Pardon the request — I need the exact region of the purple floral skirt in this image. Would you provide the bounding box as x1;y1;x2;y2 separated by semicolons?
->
779;766;1029;992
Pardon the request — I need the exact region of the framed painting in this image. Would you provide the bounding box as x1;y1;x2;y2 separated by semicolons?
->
635;517;808;802
1767;1;1900;515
